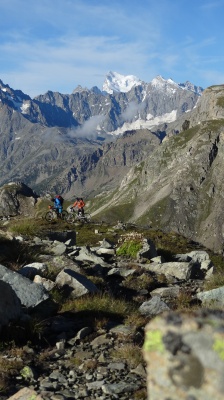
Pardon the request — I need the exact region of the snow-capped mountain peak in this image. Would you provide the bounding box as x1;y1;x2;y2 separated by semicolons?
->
102;71;142;94
151;75;178;90
178;81;204;95
0;79;31;112
150;75;204;96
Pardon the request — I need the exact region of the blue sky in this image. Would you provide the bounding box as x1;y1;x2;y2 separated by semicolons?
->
0;0;224;97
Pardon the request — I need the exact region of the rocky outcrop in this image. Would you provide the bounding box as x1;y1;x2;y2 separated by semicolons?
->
0;182;38;217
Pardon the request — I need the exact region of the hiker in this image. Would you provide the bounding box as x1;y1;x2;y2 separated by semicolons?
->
72;197;85;216
51;195;64;215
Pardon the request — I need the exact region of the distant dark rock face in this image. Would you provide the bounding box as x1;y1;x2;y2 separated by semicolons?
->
0;182;38;217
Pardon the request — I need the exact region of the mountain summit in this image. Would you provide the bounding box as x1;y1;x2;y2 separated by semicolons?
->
102;72;203;96
102;71;142;94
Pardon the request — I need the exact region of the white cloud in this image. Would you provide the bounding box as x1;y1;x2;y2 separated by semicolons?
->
68;115;105;139
121;101;145;122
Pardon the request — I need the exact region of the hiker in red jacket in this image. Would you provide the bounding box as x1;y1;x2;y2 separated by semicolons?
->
72;197;85;216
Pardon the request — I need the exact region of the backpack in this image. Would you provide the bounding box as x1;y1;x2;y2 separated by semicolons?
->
55;195;64;206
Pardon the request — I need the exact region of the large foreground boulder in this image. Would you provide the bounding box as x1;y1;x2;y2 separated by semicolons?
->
143;309;224;400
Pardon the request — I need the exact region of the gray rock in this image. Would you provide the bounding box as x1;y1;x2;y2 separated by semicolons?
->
196;286;224;306
86;380;105;390
108;362;126;370
0;263;49;308
0;182;38;217
33;275;55;291
137;238;157;260
75;326;92;341
19;262;48;279
75;246;110;266
95;247;116;256
150;286;180;298
41;255;81;273
55;268;99;298
102;382;140;394
187;250;210;263
150;256;165;264
131;363;147;377
107;267;135;277
145;261;193;280
139;296;170;316
0;280;21;329
90;334;111;349
50;242;67;256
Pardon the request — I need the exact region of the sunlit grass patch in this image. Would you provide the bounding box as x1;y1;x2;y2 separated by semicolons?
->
61;292;136;317
116;239;143;258
69;355;98;371
122;272;156;291
8;219;43;237
172;290;200;312
203;272;224;291
111;343;144;368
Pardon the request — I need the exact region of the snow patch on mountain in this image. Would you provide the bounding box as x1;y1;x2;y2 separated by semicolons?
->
103;71;142;94
151;75;179;93
108;109;177;135
20;101;31;114
179;81;204;95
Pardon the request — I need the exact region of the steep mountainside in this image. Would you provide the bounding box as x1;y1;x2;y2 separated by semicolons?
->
90;85;224;252
74;129;161;197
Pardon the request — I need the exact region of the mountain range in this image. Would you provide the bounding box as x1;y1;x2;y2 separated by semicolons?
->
1;72;224;251
0;72;203;136
0;71;202;194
